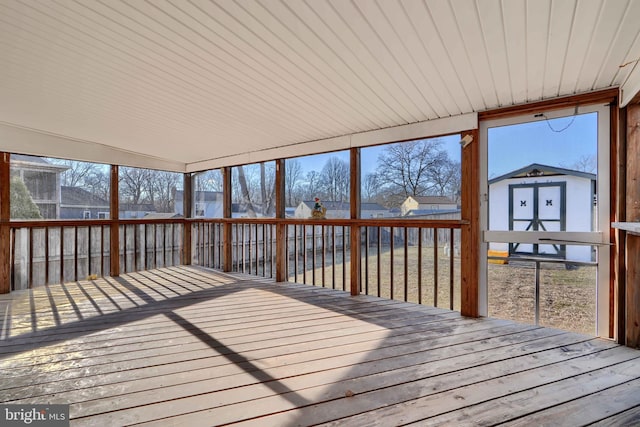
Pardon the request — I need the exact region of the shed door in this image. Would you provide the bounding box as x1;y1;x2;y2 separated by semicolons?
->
509;183;566;258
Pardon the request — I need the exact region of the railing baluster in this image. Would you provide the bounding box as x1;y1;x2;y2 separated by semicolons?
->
28;227;33;289
332;226;336;289
123;224;128;273
60;226;64;285
364;226;369;296
321;225;326;287
418;227;422;305
133;224;138;271
377;226;381;298
292;225;297;282
390;226;394;300
74;226;79;281
342;225;346;292
11;229;16;291
302;225;307;284
45;226;49;285
87;226;92;278
404;227;408;302
312;225;316;286
101;225;105;276
450;227;455;310
434;227;438;308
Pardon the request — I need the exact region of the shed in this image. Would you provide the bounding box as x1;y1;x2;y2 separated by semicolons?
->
488;163;595;262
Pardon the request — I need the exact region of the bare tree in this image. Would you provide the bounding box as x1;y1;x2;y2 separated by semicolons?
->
428;158;461;199
303;170;322;201
320;156;349;202
235;166;257;217
375;139;448;198
195;169;223;192
148;171;181;212
569;154;597;174
119;167;151;205
50;159;97;187
362;172;381;202
285;159;303;206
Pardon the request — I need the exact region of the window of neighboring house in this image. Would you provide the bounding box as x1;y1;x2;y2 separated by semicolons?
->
98;212;108;219
83;211;91;219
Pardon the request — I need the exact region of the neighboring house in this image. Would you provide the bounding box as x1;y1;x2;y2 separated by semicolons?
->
120;203;156;219
401;195;458;216
60;186;110;219
10;154;68;219
175;190;223;218
488;163;596;262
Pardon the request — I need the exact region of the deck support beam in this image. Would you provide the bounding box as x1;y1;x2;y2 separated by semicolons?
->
0;152;10;293
350;148;361;296
109;165;120;277
275;159;287;282
625;103;640;348
461;129;480;317
222;167;233;272
182;173;192;266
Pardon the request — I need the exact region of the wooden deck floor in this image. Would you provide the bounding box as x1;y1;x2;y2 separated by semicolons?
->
1;266;640;426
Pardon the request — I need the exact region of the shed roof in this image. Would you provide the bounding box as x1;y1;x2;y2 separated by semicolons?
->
489;163;597;185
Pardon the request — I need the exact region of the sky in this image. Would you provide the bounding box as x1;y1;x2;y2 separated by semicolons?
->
488;112;598;178
290;133;462;179
288;110;598;183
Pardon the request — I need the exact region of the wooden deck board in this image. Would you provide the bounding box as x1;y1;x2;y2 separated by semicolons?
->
0;266;638;426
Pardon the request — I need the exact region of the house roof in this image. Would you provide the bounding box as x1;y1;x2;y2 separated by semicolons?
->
361;203;387;211
488;163;597;184
411;196;456;205
0;1;637;173
60;186;109;207
10;154;69;171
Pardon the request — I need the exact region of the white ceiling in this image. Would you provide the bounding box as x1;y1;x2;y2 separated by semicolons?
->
1;0;639;172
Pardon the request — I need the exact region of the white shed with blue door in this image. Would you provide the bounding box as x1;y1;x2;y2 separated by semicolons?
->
488;164;596;262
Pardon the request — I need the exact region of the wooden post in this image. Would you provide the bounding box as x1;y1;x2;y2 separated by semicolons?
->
617;106;627;343
0;152;10;293
275;159;287;282
460;129;480;317
222;167;233;272
109;165;120;277
626;103;640;347
182;173;192;266
350;148;361;296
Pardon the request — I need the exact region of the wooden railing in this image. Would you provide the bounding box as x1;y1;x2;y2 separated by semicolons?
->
9;219;184;290
9;217;463;311
189;218;463;310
